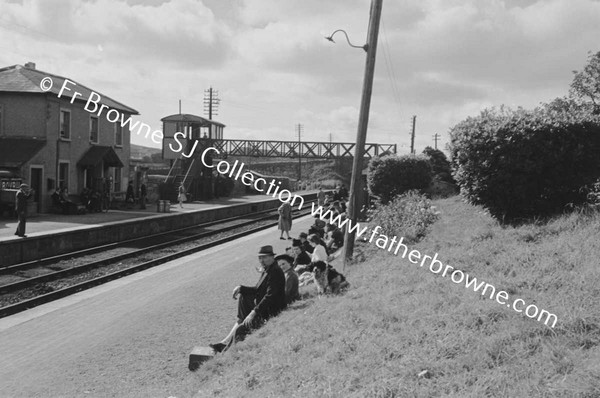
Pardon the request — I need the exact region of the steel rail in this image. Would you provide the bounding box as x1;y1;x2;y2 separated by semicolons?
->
0;203;313;293
0;204;306;274
0;209;313;318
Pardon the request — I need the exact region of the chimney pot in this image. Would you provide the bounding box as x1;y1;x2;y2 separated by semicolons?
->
24;62;36;69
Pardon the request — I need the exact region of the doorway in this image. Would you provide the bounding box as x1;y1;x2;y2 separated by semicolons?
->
30;166;43;212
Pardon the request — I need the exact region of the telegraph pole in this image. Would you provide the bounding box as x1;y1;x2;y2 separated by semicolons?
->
410;115;416;154
203;87;220;120
296;123;304;182
343;0;384;269
432;133;440;150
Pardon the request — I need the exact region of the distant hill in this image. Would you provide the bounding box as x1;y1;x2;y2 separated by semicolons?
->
131;144;161;160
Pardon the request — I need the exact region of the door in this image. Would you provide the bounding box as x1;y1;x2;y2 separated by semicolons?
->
30;167;42;212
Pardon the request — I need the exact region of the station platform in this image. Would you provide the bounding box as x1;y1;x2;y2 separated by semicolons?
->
0;215;319;397
0;190;317;266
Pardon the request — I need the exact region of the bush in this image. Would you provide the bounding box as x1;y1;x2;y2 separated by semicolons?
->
422;146;455;184
367;190;439;243
448;102;600;220
367;154;432;204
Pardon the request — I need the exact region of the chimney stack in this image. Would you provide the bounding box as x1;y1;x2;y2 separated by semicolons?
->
24;62;36;69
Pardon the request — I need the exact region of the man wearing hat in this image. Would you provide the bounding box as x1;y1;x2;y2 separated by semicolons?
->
275;253;300;305
15;183;34;238
210;245;286;353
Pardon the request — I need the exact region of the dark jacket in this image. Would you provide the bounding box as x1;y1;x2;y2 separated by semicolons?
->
327;228;344;251
293;250;311;267
239;261;286;319
15;189;32;213
126;184;134;201
284;269;300;304
302;240;314;254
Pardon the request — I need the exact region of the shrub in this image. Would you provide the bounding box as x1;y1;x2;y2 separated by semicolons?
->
367;154;432;204
422;146;455;184
367;190;440;243
448;102;600;220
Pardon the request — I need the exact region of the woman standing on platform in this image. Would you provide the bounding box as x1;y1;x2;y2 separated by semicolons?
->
177;182;187;208
278;199;292;240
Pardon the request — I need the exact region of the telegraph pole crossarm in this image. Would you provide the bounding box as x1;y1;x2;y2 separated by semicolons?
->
433;133;440;150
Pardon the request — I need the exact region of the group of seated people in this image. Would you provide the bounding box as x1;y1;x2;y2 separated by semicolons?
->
209;202;349;354
51;187;81;214
80;187;106;212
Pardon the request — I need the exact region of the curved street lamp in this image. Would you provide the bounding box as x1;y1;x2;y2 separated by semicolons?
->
325;29;368;52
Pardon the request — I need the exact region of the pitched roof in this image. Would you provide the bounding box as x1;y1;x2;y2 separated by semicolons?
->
0;137;46;168
161;113;225;127
77;146;124;168
0;64;139;115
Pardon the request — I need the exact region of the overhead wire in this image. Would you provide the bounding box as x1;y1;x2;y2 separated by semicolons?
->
380;18;407;149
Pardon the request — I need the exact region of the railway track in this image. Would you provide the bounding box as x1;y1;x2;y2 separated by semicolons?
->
0;203;315;318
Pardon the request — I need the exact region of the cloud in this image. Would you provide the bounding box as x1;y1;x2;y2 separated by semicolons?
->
1;0;600;153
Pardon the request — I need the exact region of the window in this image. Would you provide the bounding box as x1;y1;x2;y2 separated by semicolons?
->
115;122;123;147
114;167;122;192
0;104;3;135
60;109;71;139
58;162;69;190
90;116;99;143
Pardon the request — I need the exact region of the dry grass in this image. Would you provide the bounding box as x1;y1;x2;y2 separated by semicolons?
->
192;196;600;398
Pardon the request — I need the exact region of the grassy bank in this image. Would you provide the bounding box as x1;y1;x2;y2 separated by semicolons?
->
193;196;600;397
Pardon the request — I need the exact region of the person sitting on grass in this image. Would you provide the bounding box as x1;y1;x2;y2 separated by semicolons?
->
292;238;312;274
275;254;300;304
308;233;328;263
299;232;313;254
324;223;344;253
308;218;327;239
209;245;286;353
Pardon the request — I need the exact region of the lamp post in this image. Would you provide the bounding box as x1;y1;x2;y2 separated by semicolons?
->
326;0;383;271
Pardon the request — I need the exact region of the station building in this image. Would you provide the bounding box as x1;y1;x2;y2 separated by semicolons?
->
0;63;138;213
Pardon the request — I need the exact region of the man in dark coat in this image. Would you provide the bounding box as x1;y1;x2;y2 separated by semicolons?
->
125;181;135;206
210;245;286;352
139;182;147;209
15;183;34;238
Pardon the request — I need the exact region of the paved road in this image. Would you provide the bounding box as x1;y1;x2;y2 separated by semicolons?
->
0;216;314;398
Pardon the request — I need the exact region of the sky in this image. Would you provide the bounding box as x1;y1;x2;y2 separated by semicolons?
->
1;0;599;155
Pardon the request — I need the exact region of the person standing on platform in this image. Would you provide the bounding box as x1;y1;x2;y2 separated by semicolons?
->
177;182;187;208
278;199;292;240
125;181;134;204
317;186;326;207
14;183;34;238
338;184;349;201
209;245;286;353
139;182;147;209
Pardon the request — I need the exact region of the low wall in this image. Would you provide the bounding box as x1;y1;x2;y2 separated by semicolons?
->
0;193;316;267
